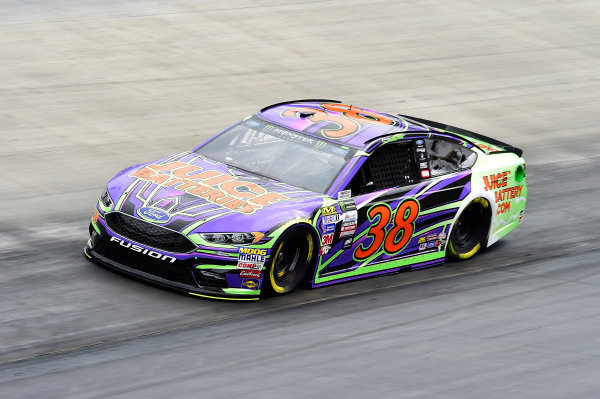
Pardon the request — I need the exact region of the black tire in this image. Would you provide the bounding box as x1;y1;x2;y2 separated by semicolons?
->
447;198;491;260
263;227;315;295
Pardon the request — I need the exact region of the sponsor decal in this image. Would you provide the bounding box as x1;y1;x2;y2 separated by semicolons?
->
322;214;340;225
419;162;428;169
426;241;436;249
416;139;424;145
418;237;426;244
236;262;263;271
482;173;523;217
339;200;356;212
497;201;511;215
342;237;353;250
321;233;334;246
138;207;170;223
240;270;262;279
438;232;447;240
322;223;336;234
92;210;99;224
238;247;267;264
331;147;349;156
237;247;267;270
338;189;351;200
238;248;268;256
418;152;427;161
339;221;357;237
427;234;437;241
241;279;260;290
519;210;524;222
262;124;316;146
343;210;358;222
421;170;430;178
416;147;426;153
341;221;357;231
320;245;331;255
419;243;427;251
130;161;293;214
474;142;501;152
109;237;176;263
483;171;509;191
494;186;523;203
321;206;337;216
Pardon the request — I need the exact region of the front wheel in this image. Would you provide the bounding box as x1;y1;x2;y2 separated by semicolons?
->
263;228;315;295
447;198;491;260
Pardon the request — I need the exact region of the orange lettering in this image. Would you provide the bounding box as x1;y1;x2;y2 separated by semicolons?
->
132;167;155;179
221;181;266;198
173;165;205;179
202;174;235;186
250;192;289;206
282;106;357;139
201;189;225;202
148;162;187;171
321;103;395;126
187;185;212;196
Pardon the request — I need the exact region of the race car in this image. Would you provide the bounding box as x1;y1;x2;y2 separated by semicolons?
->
85;99;527;300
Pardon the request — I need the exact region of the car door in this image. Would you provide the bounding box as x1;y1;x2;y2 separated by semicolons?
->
313;138;474;286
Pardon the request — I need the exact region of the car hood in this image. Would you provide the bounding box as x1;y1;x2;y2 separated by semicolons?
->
106;152;325;235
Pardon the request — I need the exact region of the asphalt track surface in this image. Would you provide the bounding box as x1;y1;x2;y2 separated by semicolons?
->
1;1;600;398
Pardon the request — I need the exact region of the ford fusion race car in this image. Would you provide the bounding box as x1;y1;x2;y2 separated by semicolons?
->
85;99;527;300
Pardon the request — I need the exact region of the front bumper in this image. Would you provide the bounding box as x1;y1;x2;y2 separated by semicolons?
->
86;219;264;301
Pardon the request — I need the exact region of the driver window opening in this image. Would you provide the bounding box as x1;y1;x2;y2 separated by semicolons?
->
349;143;418;195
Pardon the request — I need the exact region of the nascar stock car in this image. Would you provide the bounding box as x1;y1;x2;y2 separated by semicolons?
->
85;99;527;300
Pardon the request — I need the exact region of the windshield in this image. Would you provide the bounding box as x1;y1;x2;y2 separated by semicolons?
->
196;117;354;193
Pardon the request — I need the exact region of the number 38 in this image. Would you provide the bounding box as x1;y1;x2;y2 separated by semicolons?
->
354;199;420;260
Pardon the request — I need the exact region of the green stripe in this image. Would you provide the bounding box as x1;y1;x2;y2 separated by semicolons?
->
194;264;238;270
223;288;261;296
316;251;444;284
189;292;259;301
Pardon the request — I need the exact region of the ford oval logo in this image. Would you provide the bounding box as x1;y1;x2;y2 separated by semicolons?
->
138;207;170;223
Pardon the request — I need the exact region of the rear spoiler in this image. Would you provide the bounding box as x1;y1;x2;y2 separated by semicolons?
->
398;114;523;157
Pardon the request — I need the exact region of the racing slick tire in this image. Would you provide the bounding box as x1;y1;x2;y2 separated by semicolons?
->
447;198;491;260
263;227;316;295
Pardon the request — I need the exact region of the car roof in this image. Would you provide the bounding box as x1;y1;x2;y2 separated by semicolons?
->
257;99;435;149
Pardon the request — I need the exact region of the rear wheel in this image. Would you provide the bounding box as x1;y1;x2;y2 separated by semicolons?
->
263;228;315;295
447;198;490;260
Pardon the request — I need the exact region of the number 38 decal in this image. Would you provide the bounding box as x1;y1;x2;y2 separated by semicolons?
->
354;199;420;260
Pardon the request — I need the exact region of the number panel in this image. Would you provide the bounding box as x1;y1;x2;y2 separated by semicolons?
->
353;199;420;262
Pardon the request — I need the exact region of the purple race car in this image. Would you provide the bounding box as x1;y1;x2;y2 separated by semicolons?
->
85;99;527;300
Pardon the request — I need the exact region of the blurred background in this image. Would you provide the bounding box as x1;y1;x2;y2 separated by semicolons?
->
1;1;599;397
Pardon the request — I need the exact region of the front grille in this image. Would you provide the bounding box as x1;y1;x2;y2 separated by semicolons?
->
105;212;196;253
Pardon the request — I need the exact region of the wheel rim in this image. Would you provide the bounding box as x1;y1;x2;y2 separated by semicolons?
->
268;232;313;294
453;206;480;249
273;243;301;282
449;199;489;260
